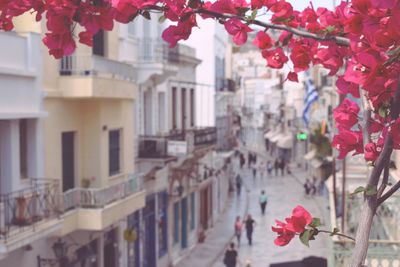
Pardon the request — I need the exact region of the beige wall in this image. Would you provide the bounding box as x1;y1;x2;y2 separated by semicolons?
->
44;98;134;189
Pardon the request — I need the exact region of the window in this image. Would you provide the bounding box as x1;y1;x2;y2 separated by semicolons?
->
109;129;121;176
19;119;28;179
93;30;105;56
190;192;195;230
128;22;136;38
190;89;195;127
173;202;180;244
172;87;177;129
158;192;168;257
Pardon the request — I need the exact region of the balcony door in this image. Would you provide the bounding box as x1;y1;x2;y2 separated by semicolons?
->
62;132;75;192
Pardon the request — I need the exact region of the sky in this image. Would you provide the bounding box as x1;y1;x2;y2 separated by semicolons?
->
288;0;338;10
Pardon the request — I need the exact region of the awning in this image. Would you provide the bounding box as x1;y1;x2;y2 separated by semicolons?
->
270;133;284;143
277;134;293;149
304;149;317;160
264;129;276;139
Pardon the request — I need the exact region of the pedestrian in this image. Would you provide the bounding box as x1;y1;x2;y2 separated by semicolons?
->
267;161;273;176
223;242;239;267
236;174;242;196
244;214;256;245
248;152;252;168
253;153;257;165
304;179;311;196
259;161;265;178
279;158;285;176
240;153;245;169
310;177;317;196
274;159;279;176
259;190;268;215
252;164;257;179
234;216;243;245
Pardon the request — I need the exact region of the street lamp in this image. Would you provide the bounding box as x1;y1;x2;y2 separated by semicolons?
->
37;239;69;267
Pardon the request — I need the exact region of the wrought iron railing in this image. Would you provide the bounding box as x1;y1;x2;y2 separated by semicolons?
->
193;127;217;146
63;173;142;211
59;54;136;81
138;38;196;64
0;178;61;240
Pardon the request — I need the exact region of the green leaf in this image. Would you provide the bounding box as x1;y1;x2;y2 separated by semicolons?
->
309;217;321;228
365;185;377;196
141;11;151;20
378;106;389;118
330;227;340;236
250;10;257;20
158;15;166;23
300;230;311;247
351;186;365;196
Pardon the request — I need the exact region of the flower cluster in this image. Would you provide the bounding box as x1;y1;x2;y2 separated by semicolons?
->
1;0;400;162
272;205;314;246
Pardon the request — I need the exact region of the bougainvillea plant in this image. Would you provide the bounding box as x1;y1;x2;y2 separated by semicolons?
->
272;205;354;247
1;0;400;266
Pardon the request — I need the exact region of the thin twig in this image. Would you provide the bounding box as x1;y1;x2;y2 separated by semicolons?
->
378;180;400;205
377;162;390;199
318;229;356;241
142;5;350;47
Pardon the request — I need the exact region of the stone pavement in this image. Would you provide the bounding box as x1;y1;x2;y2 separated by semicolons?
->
176;165;250;267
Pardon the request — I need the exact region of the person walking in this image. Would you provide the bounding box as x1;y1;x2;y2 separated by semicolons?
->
258;161;265;179
248;152;252;169
234;216;243;245
236;174;242;196
240;153;245;169
274;159;279;176
244;214;256;245
267;160;273;177
252;164;257;180
223;242;239;267
259;190;268;215
279;158;285;176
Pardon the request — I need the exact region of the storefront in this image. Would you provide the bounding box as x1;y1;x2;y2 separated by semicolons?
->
143;195;156;267
127;211;140;267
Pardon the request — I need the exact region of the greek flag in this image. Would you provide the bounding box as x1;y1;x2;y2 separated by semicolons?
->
302;73;318;126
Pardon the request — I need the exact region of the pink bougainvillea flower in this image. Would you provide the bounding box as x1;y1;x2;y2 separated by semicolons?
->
332;129;364;159
224;18;253;45
253;31;273;50
336;76;360;98
364;142;380;161
162;18;196;47
333;98;360;130
287;71;298;82
262;48;288;69
290;44;311;72
284;205;313;233
272;220;295;246
272;205;313;246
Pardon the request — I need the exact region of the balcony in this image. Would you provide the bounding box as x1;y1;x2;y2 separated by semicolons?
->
60;174;145;235
58;54;137;99
136;38;200;84
0;179;61;257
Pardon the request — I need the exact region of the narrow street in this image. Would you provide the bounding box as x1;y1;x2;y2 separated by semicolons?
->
212;160;330;267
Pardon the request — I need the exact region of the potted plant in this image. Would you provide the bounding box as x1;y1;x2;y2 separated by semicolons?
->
14;196;29;225
81;176;96;188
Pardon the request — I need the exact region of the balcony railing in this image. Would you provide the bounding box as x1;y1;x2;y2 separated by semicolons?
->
138;131;185;158
63;173;142;211
138;38;196;64
59;54;136;81
193;127;217;146
0;178;61;240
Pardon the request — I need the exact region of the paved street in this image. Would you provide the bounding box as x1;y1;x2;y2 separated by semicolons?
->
212;164;330;267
